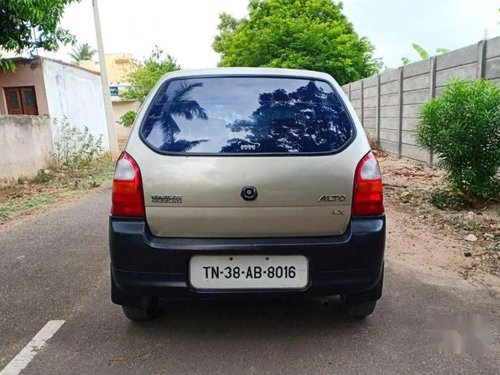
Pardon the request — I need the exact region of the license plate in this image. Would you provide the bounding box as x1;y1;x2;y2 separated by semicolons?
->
189;255;308;290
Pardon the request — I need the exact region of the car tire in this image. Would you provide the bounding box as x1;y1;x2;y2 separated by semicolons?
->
121;298;158;322
341;267;383;318
342;300;377;318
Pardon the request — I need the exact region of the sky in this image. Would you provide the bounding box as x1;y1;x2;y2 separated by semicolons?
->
47;0;500;69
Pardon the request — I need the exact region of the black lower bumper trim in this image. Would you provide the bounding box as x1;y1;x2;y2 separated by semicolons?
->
109;216;385;301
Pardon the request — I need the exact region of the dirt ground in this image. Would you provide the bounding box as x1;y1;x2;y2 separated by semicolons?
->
378;153;500;290
0;156;114;226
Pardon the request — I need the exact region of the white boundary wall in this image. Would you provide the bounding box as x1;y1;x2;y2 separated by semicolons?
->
0;115;55;181
42;59;110;151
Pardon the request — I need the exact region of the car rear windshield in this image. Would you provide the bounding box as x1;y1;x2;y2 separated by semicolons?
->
140;76;354;154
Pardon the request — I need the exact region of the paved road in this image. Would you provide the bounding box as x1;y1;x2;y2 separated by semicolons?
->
0;190;499;374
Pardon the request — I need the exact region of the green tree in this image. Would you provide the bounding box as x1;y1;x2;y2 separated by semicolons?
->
69;42;96;63
0;0;78;71
213;0;382;85
120;47;180;103
119;47;180;127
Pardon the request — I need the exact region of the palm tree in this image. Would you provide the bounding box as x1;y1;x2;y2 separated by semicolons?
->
69;43;96;63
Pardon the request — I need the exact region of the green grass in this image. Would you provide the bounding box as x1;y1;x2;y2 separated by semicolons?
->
0;195;55;221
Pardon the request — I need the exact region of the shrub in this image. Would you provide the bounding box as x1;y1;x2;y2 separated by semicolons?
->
119;110;137;128
416;79;500;205
54;117;103;169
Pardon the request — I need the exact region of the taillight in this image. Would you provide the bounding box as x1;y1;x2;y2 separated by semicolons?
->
352;151;384;216
111;152;145;217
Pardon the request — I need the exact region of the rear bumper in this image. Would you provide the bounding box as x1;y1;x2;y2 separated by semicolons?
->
109;216;385;301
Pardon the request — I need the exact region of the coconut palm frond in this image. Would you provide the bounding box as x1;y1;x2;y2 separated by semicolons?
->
171;100;208;120
172;82;204;103
70;43;97;63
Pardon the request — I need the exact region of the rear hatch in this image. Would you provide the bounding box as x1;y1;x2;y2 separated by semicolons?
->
131;75;364;238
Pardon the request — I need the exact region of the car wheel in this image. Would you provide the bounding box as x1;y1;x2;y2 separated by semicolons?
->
122;298;158;322
342;299;377;318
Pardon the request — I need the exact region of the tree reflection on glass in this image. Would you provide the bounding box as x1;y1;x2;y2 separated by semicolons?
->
221;80;352;153
142;81;209;152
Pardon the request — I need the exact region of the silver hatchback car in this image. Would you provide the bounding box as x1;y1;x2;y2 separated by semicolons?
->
109;68;385;321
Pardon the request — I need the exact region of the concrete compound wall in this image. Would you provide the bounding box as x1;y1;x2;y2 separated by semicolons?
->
42;58;110;151
0;115;55;181
342;36;500;164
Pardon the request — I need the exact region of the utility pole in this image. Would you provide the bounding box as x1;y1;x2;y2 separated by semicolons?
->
92;0;119;157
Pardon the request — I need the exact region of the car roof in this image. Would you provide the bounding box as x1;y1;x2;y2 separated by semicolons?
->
158;67;334;82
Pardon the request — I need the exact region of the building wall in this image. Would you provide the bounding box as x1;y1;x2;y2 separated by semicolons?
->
0;59;50;115
79;54;140;143
79;54;136;84
0;115;55;181
41;58;110;151
105;54;136;84
342;36;500;164
78;59;98;73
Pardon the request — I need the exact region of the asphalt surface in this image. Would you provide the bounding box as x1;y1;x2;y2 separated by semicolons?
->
0;189;499;374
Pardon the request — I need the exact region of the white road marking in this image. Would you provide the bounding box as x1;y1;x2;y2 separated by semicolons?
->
0;320;65;375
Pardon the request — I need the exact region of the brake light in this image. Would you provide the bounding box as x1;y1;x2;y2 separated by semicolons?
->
111;152;145;217
352;151;384;216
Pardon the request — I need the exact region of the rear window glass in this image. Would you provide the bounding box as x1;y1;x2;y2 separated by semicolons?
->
140;77;354;154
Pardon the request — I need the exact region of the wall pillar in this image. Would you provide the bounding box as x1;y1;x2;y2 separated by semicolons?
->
397;67;404;158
